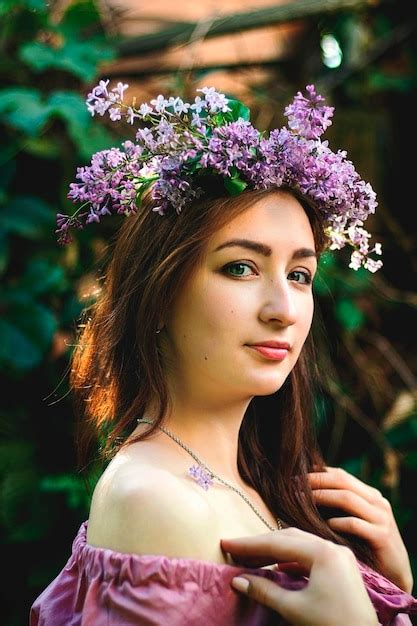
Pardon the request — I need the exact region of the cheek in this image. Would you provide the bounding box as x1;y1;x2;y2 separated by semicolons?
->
170;280;239;353
298;297;314;343
194;286;242;339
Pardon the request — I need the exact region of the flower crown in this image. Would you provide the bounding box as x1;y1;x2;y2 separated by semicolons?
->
57;81;382;272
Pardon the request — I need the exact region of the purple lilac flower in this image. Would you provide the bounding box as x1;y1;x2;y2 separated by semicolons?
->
284;84;334;140
200;119;260;177
188;465;214;490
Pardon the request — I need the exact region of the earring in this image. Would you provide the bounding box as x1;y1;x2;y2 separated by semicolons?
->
156;328;161;334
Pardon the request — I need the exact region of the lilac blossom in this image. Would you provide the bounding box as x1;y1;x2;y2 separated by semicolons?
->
59;81;382;271
188;465;214;490
284;84;334;140
200;119;260;177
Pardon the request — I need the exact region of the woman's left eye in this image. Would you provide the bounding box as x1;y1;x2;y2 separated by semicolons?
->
288;270;312;285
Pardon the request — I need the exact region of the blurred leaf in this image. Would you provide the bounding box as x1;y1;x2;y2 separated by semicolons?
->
20;40;115;81
57;0;105;40
335;298;366;331
0;0;47;16
5;292;58;352
385;418;417;448
0;291;58;372
20;258;68;295
340;456;367;478
47;89;90;136
0;195;54;239
24;136;61;158
63;107;118;158
0;440;34;473
368;71;416;93
0;318;42;370
0;87;50;135
40;474;91;510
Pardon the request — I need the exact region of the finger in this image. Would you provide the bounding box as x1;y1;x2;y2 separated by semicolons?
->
308;467;383;505
231;574;306;619
221;528;323;570
312;489;379;523
326;516;381;544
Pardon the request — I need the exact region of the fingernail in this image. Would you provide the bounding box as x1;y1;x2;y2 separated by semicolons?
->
231;577;249;593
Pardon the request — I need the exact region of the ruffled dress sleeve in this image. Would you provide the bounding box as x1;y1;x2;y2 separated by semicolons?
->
30;521;417;626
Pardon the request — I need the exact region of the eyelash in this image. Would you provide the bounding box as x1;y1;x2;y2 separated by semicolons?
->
221;261;313;285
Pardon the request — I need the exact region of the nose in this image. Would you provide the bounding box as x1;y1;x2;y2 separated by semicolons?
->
259;277;298;327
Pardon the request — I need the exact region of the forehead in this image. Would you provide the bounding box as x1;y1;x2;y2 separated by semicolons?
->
209;191;316;251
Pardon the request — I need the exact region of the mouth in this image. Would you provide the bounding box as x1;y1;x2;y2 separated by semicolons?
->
246;343;290;362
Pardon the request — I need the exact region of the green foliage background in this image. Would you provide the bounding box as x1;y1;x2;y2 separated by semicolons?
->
0;1;416;624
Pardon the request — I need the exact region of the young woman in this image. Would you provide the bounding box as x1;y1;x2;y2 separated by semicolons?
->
30;83;416;625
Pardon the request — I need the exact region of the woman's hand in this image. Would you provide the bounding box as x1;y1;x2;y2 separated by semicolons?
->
308;465;413;593
220;527;379;626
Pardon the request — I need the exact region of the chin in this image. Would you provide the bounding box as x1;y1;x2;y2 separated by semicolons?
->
244;372;289;396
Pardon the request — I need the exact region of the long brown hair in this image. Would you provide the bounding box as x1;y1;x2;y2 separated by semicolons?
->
71;185;378;570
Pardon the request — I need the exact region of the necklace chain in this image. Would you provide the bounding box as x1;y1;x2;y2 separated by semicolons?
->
137;418;283;532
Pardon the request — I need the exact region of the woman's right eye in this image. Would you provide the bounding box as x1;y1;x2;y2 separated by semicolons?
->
222;262;257;277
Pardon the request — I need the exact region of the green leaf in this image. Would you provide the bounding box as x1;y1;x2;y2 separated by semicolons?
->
20;258;67;295
40;474;91;510
20;39;115;81
368;71;416;93
47;90;90;138
224;175;248;195
24;136;61;158
0;440;34;473
385;418;417;447
0;0;46;16
57;0;104;40
335;298;366;331
0;318;42;371
226;98;251;122
69;117;117;159
340;456;367;479
4;293;58;353
0;195;54;238
0;87;50;135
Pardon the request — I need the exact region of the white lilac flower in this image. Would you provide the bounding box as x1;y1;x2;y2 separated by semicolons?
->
109;107;122;122
138;103;153;117
190;96;205;114
150;94;169;113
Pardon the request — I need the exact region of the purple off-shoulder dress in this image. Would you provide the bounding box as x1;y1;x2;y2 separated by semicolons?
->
30;520;417;626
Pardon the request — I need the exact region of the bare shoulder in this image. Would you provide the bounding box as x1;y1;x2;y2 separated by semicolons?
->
86;446;225;563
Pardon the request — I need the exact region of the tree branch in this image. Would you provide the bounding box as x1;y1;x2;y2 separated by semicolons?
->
115;0;385;56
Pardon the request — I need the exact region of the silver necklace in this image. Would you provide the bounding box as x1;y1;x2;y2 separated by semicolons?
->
137;418;283;532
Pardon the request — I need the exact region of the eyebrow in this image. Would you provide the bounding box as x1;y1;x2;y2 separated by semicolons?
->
213;238;317;260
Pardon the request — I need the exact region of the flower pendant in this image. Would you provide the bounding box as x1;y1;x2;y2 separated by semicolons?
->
188;464;214;490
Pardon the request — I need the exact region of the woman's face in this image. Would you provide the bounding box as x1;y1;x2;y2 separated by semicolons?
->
161;190;318;402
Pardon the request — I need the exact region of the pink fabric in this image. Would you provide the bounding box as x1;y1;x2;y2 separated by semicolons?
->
30;520;417;626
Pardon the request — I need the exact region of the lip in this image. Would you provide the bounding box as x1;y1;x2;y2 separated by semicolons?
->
247;342;290;361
